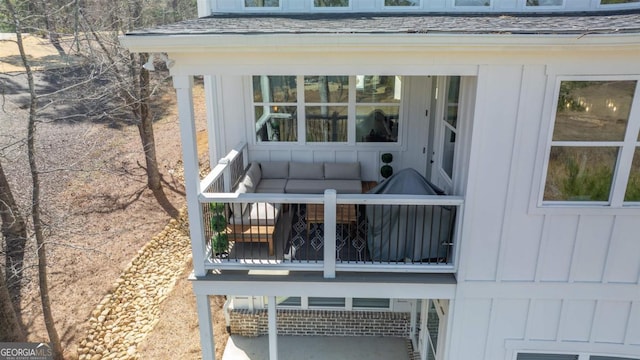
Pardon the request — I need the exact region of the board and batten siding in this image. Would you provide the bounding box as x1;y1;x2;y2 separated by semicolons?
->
451;64;640;360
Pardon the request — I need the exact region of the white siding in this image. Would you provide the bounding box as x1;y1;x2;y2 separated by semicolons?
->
459;65;523;281
452;60;640;360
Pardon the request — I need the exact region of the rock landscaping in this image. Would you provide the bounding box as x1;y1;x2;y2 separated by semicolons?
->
77;207;192;360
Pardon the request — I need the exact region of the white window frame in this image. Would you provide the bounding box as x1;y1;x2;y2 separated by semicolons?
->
249;75;405;150
531;75;640;214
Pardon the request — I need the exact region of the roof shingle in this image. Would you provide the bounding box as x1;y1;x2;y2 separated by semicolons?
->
126;11;640;36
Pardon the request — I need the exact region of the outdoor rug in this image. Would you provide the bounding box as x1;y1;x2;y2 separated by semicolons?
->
285;204;370;262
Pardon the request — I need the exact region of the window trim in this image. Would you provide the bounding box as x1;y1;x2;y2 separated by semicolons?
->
532;75;640;213
249;75;405;149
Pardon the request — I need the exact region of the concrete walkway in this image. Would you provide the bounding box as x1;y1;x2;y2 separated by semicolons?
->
222;335;411;360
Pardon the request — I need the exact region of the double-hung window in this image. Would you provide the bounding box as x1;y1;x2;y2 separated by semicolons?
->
541;78;640;207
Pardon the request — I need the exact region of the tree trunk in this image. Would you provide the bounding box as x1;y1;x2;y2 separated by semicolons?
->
4;0;64;358
37;0;66;57
137;53;161;192
137;53;178;218
0;271;25;342
0;160;28;315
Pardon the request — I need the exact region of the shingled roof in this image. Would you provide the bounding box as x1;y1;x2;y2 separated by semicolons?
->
126;10;640;37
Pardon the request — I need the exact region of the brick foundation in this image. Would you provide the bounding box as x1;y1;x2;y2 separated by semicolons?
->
229;309;411;338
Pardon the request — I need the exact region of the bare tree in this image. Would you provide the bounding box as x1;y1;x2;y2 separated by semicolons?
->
0;159;28;318
0;266;25;342
75;0;201;218
3;0;64;358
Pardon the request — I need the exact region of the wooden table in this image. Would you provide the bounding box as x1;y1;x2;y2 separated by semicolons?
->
306;204;358;234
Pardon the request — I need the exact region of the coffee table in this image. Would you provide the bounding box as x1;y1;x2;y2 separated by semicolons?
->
306;203;357;234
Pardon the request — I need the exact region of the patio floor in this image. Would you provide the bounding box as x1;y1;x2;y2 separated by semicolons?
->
222;335;412;360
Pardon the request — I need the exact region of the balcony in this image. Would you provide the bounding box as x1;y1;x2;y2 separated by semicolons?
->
196;143;463;277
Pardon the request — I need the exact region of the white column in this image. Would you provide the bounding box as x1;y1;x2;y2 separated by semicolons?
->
410;299;418;348
174;75;207;277
204;75;223;170
323;189;337;279
420;299;429;360
268;296;278;360
197;0;212;17
196;294;216;360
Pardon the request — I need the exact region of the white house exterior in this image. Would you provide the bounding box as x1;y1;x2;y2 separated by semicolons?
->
121;1;640;359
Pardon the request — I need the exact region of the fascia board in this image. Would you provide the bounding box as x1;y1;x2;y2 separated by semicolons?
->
119;32;640;54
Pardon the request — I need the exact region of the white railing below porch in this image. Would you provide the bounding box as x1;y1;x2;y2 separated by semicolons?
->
195;142;464;278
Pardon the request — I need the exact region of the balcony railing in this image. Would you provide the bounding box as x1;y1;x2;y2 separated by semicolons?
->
197;143;463;277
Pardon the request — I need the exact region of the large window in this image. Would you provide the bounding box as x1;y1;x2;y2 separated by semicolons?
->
542;79;639;206
252;75;403;145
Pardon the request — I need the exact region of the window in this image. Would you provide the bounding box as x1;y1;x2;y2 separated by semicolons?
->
356;76;401;143
252;75;403;145
601;0;640;4
314;0;349;7
526;0;563;6
305;76;349;142
542;79;639;206
308;297;346;307
245;0;279;6
253;76;298;142
455;0;491;6
385;0;420;6
517;355;578;360
352;298;391;308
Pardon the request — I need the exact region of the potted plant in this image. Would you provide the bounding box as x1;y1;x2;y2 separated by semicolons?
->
209;203;229;257
380;153;393;179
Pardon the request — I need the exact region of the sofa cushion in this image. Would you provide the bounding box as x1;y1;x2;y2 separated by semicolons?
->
255;179;287;193
241;162;262;191
285;179;330;194
324;162;360;180
260;161;289;179
321;180;362;194
229;202;280;226
289;162;324;180
231;182;251;216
